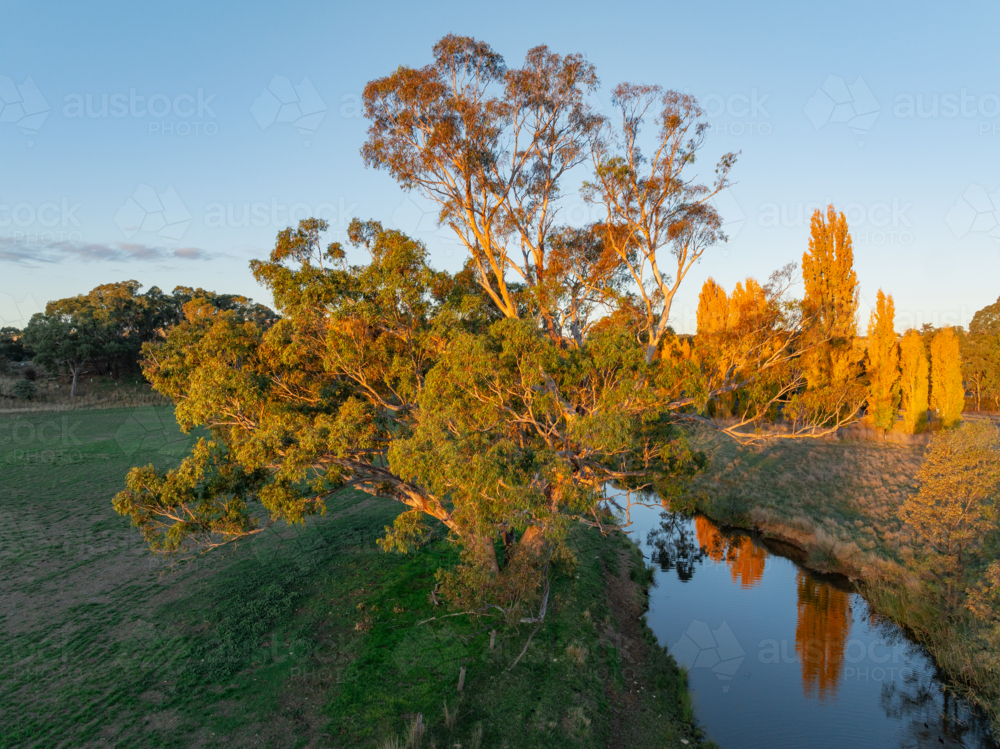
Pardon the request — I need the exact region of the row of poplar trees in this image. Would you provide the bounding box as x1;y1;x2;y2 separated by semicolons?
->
696;206;964;434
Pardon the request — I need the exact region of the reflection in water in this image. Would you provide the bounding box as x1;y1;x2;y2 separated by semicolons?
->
882;672;968;748
633;507;997;748
871;606;996;749
795;571;852;701
647;512;706;581
694;517;768;589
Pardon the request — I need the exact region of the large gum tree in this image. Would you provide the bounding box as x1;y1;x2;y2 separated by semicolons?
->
115;36;828;617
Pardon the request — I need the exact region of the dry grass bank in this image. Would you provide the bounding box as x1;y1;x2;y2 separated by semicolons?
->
680;425;925;576
678;426;1000;732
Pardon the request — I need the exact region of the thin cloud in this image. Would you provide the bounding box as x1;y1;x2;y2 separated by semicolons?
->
172;246;212;260
0;237;215;264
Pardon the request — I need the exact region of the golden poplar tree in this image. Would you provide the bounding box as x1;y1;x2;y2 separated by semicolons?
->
930;327;964;428
801;206;860;390
865;289;900;433
694;276;771;419
729;278;768;328
795;571;851;701
899;329;929;433
697;277;770;336
696;277;729;334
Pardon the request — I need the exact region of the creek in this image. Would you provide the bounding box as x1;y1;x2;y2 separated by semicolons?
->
621;502;997;749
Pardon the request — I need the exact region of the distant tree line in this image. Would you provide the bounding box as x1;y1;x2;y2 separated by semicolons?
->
2;281;275;396
961;298;1000;412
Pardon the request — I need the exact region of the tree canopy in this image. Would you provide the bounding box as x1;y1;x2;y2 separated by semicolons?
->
899;329;929;433
930;327;964;428
112;36;896;615
865;289;900;433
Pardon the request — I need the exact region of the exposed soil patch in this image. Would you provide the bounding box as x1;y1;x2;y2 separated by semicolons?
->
601;548;645;748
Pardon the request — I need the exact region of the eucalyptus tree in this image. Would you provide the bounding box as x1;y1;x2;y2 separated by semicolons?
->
23;313;99;396
115;37;827;617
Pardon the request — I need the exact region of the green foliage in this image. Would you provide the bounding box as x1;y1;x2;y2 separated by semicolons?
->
23;312;98;394
377;509;430;554
183;562;299;683
19;282;276;399
11;379;36;399
961;309;1000;410
0;326;29;362
118;216;721;613
114;36;865;620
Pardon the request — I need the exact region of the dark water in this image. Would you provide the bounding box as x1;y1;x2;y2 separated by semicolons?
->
620;500;997;749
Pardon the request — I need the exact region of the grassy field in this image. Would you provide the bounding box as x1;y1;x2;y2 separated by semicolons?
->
676;425;1000;733
0;407;702;748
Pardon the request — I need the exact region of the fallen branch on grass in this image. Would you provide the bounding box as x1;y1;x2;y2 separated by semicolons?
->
509;621;544;671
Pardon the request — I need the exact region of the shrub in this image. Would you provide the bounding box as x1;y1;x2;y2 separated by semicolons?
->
22;366;37;381
12;379;37;400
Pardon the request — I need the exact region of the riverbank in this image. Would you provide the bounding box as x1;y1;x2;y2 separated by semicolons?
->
676;425;1000;735
0;406;705;748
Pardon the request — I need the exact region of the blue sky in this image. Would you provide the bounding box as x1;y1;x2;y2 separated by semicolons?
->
2;0;999;333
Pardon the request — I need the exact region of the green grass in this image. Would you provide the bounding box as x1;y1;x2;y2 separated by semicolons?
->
0;407;702;748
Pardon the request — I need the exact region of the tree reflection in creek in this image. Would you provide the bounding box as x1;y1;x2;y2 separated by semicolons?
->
647;512;768;586
695;517;768;588
650;512;854;703
795;571;852;701
647;512;705;581
869;607;996;748
640;511;997;748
